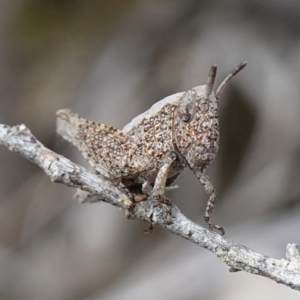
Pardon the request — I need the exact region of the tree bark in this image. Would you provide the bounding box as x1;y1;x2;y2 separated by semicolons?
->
1;122;300;291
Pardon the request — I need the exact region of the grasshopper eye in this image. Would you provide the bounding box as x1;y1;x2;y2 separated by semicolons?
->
181;113;191;122
178;89;197;123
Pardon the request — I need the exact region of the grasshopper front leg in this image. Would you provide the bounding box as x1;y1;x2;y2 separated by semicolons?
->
198;172;225;235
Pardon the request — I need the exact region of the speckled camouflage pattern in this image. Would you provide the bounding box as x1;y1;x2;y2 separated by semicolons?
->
56;62;247;235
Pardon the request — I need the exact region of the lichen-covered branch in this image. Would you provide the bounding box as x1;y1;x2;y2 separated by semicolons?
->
1;123;300;291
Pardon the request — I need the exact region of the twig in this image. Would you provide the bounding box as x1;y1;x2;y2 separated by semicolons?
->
1;123;300;291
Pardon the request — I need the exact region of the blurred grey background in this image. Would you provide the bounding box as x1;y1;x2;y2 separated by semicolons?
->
1;0;300;299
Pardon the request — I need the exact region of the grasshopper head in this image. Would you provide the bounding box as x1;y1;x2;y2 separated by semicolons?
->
174;62;247;173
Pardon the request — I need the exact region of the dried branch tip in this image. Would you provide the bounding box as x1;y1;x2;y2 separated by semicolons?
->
215;61;247;99
204;64;217;99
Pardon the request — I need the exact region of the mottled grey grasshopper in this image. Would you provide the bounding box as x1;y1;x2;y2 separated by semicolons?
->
56;62;247;235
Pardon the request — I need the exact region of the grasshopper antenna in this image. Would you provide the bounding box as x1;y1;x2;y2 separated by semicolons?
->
204;64;217;99
215;61;247;99
188;64;217;123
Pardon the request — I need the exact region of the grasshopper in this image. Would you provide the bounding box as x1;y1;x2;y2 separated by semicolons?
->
57;62;247;235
